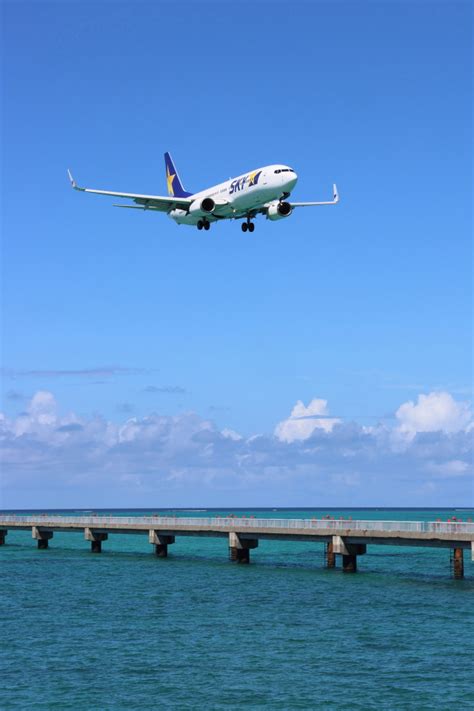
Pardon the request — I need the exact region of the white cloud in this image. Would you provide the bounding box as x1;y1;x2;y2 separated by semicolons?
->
1;390;472;507
425;459;470;478
28;390;57;420
221;428;243;441
395;391;472;439
274;398;341;442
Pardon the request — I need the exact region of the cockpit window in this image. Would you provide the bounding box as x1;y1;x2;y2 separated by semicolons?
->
275;168;295;174
274;169;281;174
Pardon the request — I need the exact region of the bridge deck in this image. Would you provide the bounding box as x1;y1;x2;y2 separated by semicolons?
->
1;515;473;548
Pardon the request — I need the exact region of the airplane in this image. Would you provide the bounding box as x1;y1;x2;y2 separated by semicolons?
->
67;153;339;232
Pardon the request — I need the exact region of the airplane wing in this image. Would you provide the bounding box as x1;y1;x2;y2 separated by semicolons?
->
290;184;339;207
67;170;193;212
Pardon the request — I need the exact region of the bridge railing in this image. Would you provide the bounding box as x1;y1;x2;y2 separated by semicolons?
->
0;514;473;535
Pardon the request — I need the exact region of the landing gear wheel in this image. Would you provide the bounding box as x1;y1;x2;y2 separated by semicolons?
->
248;222;255;232
197;220;203;230
241;222;248;232
204;221;210;231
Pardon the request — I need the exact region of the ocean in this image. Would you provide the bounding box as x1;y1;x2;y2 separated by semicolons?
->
2;508;473;710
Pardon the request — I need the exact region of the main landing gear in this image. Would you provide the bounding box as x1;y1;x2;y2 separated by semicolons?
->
241;219;255;233
197;219;210;231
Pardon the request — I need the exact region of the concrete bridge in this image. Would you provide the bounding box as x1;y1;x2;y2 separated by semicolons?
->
1;514;473;578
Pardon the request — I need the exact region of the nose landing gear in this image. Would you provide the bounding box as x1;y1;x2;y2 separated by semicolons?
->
241;219;255;233
197;219;210;231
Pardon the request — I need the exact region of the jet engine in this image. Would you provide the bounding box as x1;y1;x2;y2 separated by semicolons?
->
189;197;216;216
266;201;292;221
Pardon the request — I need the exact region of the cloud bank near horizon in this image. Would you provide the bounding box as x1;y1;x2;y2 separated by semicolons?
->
1;390;472;508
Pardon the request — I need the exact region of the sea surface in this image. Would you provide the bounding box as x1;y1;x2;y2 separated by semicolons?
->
1;508;473;710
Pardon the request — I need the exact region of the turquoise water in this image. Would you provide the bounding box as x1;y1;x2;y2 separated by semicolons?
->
2;508;473;710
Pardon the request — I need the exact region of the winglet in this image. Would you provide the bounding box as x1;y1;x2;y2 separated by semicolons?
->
67;169;84;191
333;183;339;203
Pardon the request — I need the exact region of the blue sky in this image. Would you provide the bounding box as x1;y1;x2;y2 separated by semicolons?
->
1;1;472;507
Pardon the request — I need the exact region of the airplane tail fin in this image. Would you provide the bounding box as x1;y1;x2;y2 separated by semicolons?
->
164;152;192;198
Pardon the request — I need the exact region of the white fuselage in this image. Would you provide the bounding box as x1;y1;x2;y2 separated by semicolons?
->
168;164;298;225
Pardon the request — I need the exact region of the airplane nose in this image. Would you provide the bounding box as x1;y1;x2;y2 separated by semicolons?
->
287;174;298;190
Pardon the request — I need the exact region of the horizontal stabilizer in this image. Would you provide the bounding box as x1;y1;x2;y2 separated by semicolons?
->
113;204;154;210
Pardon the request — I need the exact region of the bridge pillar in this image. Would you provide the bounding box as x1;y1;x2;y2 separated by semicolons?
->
342;554;357;573
0;529;7;545
229;532;258;564
32;527;53;549
325;541;336;568
84;528;108;553
452;548;464;579
149;531;175;558
332;536;366;573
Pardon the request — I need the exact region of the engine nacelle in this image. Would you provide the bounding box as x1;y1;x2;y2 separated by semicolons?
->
266;201;292;221
188;197;216;216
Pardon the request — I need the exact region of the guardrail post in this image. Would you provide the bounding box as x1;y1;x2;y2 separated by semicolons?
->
452;548;464;579
0;529;8;545
32;527;53;549
229;532;258;564
149;531;175;557
84;528;108;553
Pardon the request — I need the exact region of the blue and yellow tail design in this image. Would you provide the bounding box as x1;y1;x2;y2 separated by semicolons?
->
164;152;192;198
